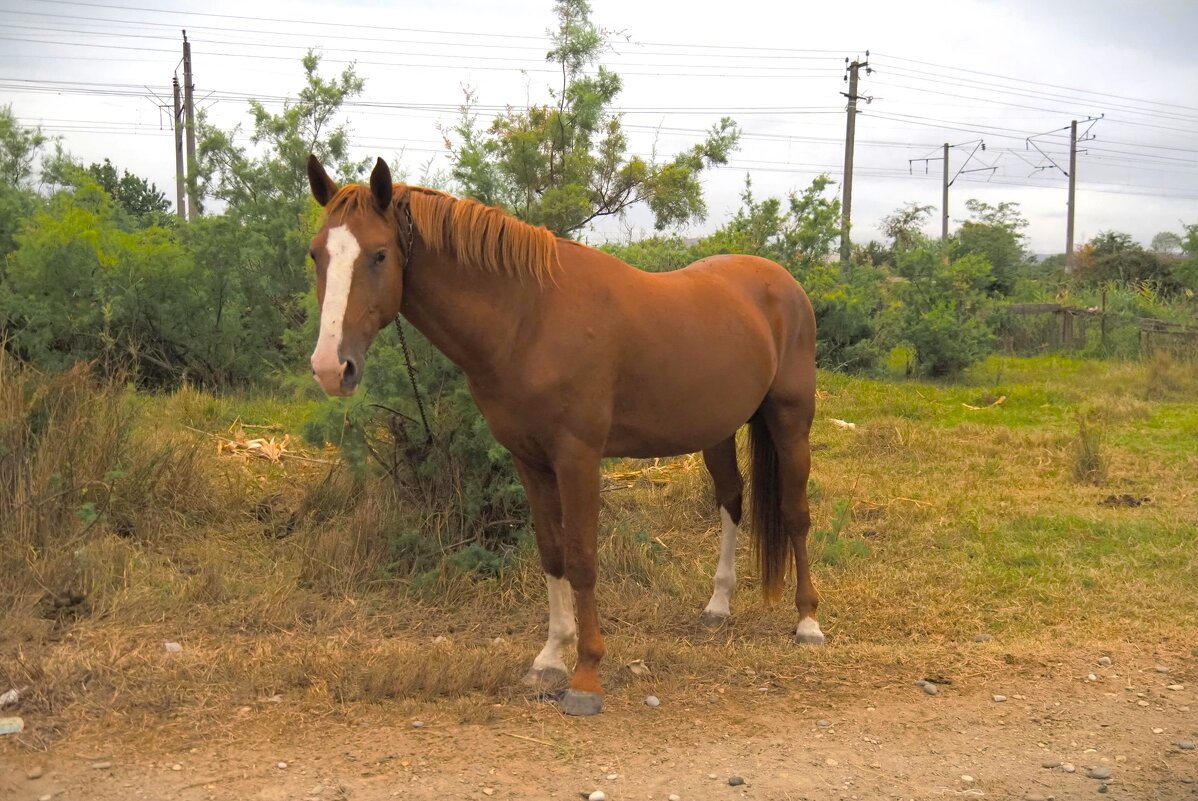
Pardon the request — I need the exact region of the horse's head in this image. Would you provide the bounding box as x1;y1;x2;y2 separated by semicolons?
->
306;155;404;396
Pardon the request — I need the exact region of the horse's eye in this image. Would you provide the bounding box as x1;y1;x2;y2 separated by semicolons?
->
372;250;386;265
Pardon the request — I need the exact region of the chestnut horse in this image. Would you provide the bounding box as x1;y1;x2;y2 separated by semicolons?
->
306;156;823;716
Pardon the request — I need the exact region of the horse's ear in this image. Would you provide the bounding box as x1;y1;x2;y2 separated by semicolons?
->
370;157;393;211
307;155;338;207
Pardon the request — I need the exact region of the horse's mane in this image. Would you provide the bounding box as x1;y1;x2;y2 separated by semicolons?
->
324;184;559;284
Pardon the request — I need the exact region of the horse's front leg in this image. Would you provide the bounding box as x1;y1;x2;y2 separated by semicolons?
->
553;444;605;716
513;459;575;691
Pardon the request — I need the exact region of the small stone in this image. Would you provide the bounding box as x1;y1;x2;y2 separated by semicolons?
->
1087;673;1098;682
1167;683;1185;691
1154;665;1170;673
431;635;448;644
411;720;425;728
26;766;44;780
1024;794;1048;801
1098;656;1112;667
1137;700;1150;707
1115;755;1126;762
817;719;832;728
645;695;660;708
825;758;839;767
728;776;745;786
1098;783;1109;794
923;683;939;696
973;633;993;643
669;796;681;801
1088;767;1112;780
93;761;112;770
277;762;288;770
961;774;975;783
308;785;324;796
482;789;494;797
164;641;183;653
1063;763;1076;773
708;774;717;780
38;795;52;801
1179;740;1196;751
171;763;182;771
588;791;606;801
1042;760;1061;769
993;695;1007;703
1152;728;1165;734
606;773;618;781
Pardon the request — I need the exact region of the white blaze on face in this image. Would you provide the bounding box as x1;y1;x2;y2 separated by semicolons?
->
311;225;361;387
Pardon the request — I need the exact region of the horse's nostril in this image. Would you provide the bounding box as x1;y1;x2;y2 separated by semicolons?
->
343;359;357;381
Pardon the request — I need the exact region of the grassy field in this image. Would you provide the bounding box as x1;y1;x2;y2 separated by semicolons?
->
2;350;1196;742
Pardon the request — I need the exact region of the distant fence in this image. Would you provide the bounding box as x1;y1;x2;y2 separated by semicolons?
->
998;302;1198;361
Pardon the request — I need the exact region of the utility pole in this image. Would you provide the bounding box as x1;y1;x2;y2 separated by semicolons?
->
839;53;870;275
172;75;186;220
1026;114;1101;275
941;142;949;242
908;140;993;244
1066;119;1078;274
183;30;198;220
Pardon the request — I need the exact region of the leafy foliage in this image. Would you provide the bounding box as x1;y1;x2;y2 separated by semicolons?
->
446;0;739;237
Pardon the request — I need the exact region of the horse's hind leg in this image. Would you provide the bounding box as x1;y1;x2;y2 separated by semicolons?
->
699;436;744;628
761;386;825;645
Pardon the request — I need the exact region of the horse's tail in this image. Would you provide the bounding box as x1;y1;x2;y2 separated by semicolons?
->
749;411;790;603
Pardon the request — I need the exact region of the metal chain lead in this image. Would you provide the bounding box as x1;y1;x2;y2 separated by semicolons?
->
393;200;432;445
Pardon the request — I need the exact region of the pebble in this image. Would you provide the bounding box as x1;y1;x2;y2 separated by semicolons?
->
606;773;618;781
817;719;832;728
1152;728;1165;734
588;791;606;801
1042;760;1061;769
1167;684;1185;691
482;789;494;797
708;773;717;780
728;776;745;786
308;785;324;796
411;720;425;729
961;774;975;784
92;761;112;770
1063;763;1076;773
171;763;182;771
1137;700;1150;707
973;633;993;643
825;758;839;767
1179;740;1196;751
669;796;681;801
1087;673;1098;682
1098;783;1109;794
1088;767;1112;780
39;796;52;801
993;695;1007;703
277;762;288;770
1024;794;1048;801
923;683;939;696
1154;665;1170;673
26;766;43;780
645;695;661;708
1098;656;1112;667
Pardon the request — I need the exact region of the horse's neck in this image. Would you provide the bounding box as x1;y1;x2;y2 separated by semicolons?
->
400;249;539;379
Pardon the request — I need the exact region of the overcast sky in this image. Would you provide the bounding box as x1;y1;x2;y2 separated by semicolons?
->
3;0;1197;254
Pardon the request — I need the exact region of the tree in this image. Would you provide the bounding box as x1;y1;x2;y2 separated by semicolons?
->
881;202;934;253
1151;231;1182;256
953;198;1028;295
447;0;739;237
1077;230;1173;289
0;105;47;188
41;154;171;229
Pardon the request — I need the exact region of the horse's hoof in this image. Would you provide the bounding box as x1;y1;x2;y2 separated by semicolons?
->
559;689;604;716
698;611;728;629
522;666;569;691
794;618;826;646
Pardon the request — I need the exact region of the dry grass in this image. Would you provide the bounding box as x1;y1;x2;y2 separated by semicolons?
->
2;353;1196;743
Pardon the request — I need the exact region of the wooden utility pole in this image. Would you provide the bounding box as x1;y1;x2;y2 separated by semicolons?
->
839;55;868;275
1065;119;1078;274
183;30;198;220
172;75;186;220
941;142;949;242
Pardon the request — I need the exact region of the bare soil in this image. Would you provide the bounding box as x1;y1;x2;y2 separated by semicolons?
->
4;647;1195;801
